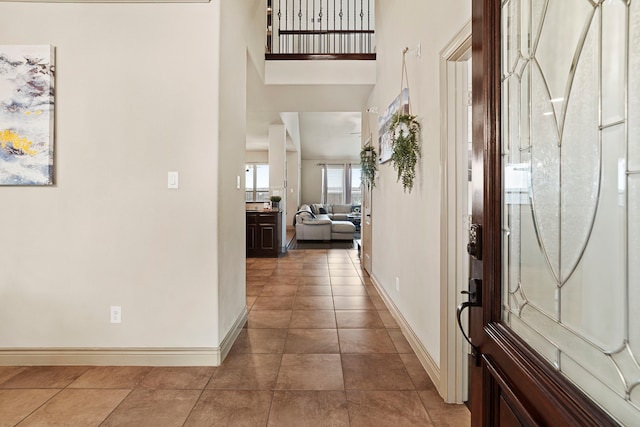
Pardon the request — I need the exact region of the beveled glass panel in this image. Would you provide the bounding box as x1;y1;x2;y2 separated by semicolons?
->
602;0;627;127
561;355;640;426
630;174;640;362
520;305;623;395
503;217;512;310
535;0;594;126
562;125;625;350
609;344;640;395
521;199;558;319
509;312;558;366
519;0;532;59
530;0;547;54
519;63;531;150
504;147;531;314
507;75;521;154
530;62;561;281
631;385;640;411
503;0;521;76
630;1;640;171
559;14;600;283
501;0;638;422
502;76;512;156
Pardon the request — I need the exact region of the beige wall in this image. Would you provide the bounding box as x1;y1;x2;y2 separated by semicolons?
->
246;151;269;163
217;0;261;344
368;0;471;368
286;150;301;226
0;0;254;357
301;160;323;205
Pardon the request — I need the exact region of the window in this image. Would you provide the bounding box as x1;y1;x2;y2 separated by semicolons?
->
321;163;361;205
324;165;345;205
245;164;269;202
350;166;362;205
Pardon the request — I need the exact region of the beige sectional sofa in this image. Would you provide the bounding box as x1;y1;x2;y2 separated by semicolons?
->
294;204;356;241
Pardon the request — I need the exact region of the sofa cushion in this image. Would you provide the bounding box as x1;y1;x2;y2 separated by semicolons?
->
304;218;332;225
331;204;352;214
331;220;356;234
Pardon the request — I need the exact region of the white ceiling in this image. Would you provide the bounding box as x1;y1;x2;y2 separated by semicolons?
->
246;60;372;160
298;112;362;160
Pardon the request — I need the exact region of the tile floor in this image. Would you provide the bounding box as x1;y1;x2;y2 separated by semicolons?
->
0;248;470;426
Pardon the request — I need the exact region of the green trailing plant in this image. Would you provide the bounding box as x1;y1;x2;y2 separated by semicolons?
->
390;113;421;193
360;145;378;190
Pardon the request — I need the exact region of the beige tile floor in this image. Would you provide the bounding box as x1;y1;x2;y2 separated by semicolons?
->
0;248;470;426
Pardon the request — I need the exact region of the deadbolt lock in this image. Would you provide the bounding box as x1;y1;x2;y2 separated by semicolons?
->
467;223;482;260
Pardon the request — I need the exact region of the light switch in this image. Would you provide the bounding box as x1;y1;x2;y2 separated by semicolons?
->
237;175;241;190
168;171;179;189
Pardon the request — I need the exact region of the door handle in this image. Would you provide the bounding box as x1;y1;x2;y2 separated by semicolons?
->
456;278;482;366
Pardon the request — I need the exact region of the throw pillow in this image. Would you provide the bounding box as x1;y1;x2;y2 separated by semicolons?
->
319;207;327;214
310;203;324;215
295;210;316;223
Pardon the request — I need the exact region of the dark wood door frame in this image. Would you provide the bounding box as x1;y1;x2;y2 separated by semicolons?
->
469;1;619;425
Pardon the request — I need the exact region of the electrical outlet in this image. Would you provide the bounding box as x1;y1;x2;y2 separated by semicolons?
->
395;277;400;292
110;306;122;324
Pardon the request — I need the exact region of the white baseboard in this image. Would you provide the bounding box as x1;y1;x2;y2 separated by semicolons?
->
218;306;248;363
0;307;248;367
370;274;443;397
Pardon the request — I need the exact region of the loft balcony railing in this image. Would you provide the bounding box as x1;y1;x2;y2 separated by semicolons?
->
266;0;376;60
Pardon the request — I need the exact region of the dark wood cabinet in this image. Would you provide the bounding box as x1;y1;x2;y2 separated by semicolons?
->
246;211;282;258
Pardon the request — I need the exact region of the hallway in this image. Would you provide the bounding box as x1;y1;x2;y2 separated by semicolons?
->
0;248;470;426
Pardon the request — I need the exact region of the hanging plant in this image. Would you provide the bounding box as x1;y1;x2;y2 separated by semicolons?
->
360;145;377;190
390;113;421;193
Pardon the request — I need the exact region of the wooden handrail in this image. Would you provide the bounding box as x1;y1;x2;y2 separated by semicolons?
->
265;53;376;60
278;29;374;35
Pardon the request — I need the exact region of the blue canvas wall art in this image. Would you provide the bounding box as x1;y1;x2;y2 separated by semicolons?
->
0;45;55;185
378;88;409;164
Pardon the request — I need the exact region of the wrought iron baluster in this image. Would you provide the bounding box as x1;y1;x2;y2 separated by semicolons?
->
298;0;303;53
318;1;322;53
278;0;282;54
367;0;370;53
360;0;363;53
333;0;336;54
304;0;309;53
339;0;343;54
347;0;350;53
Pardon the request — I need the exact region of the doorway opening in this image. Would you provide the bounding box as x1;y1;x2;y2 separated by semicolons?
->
439;22;472;404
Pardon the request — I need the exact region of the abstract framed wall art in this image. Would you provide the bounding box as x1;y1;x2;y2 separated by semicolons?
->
378;88;409;164
0;45;55;185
